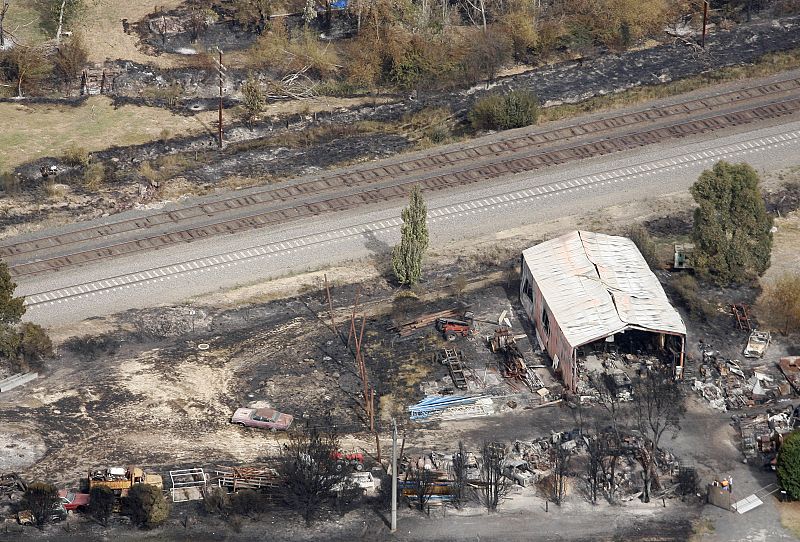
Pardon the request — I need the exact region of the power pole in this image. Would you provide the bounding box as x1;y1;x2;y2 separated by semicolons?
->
213;48;225;149
391;418;398;533
701;1;709;49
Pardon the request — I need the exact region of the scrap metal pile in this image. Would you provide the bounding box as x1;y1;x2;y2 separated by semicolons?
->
573;352;647;404
735;404;799;466
408;395;495;422
487;327;545;393
692;344;792;411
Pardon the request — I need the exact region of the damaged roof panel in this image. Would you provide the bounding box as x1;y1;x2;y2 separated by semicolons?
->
522;231;686;347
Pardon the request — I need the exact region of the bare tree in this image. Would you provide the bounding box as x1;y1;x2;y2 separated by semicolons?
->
461;0;487;30
480;441;511;512
598;430;625;503
584;433;603;504
451;441;470;509
0;1;9;49
550;443;570;505
408;462;435;512
22;482;60;529
55;0;66;43
240;73;265;126
280;426;349;525
3;45;51;98
53;32;87;89
631;369;685;503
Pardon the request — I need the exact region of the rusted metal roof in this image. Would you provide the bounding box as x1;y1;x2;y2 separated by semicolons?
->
522;231;686;348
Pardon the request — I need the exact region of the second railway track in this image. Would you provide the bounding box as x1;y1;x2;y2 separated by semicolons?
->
5;76;800;277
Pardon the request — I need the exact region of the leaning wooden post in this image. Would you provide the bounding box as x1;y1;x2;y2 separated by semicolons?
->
324;274;337;336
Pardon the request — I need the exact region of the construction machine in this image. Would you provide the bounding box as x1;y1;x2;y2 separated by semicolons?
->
88;467;163;495
435;311;474;341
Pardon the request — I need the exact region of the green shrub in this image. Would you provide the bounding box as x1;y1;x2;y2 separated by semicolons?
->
626;225;659;269
778;430;800;500
125;483;170;528
89;486;115;526
18;322;53;369
469;91;540;131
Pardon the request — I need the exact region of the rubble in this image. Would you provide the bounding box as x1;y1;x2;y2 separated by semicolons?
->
691;344;792;411
779;356;800;394
734;404;799;465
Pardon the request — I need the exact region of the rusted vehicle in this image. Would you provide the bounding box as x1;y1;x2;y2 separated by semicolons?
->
58;489;90;511
333;450;365;471
88;467;163;495
743;330;771;358
231;407;293;431
436;311;474;341
17;503;67;525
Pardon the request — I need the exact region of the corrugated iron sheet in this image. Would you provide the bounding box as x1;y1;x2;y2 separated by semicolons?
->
521;231;686;348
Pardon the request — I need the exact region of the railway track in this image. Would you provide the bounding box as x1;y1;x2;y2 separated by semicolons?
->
5;76;800;278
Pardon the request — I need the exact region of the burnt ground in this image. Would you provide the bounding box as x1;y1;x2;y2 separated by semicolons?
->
1;202;797;539
3;16;800;234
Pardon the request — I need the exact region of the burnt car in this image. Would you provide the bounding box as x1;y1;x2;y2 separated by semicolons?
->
18;503;68;525
231;407;293;431
58;489;90;511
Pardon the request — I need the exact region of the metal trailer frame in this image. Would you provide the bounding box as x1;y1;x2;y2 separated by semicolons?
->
214;466;280;493
169;468;208;503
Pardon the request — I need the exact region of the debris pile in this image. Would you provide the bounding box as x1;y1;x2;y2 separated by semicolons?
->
735;405;799;466
692;345;791;411
487;327;545;392
408;395;495;422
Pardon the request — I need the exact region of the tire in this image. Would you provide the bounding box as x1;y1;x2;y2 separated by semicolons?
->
237;423;247;427
445;330;457;342
355;463;364;471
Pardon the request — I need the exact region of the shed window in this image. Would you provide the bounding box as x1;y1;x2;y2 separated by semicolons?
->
542;306;550;336
522;279;534;305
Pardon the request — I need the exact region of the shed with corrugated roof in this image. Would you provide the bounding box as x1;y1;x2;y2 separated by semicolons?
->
519;231;686;391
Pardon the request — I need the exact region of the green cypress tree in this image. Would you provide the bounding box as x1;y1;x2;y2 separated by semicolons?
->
778;430;800;500
690;161;773;284
392;185;429;285
0;261;25;325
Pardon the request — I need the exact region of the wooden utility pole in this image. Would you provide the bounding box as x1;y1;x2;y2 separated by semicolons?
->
391;418;398;533
701;1;709;49
215;48;225;148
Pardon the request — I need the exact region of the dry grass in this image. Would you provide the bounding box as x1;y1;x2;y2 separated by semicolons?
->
539;48;800;123
688;517;716;541
3;2;48;45
779;501;800;539
74;0;185;66
0;96;215;169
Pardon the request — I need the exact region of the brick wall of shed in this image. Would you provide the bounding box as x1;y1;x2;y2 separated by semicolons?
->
520;256;577;391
